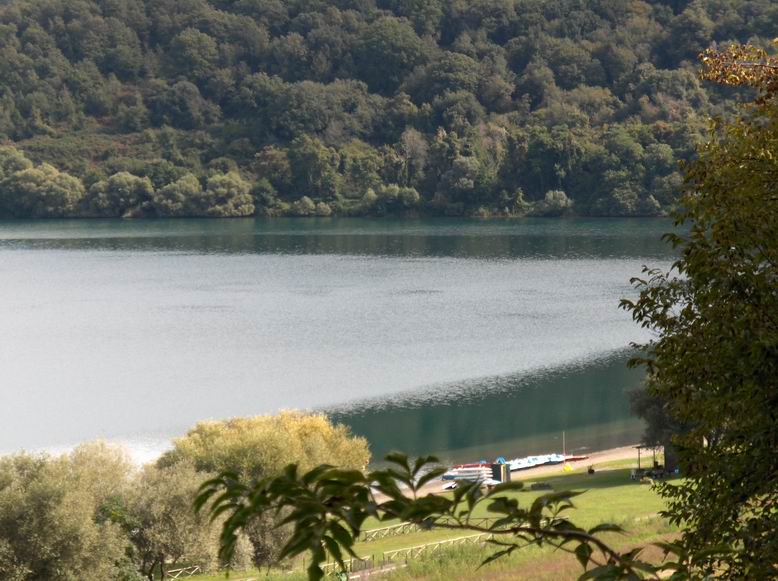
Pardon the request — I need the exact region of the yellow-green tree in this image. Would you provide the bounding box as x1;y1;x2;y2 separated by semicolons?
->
1;162;84;218
160;412;369;480
165;412;369;567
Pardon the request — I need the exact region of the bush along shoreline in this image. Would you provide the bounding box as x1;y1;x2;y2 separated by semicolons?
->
0;144;662;219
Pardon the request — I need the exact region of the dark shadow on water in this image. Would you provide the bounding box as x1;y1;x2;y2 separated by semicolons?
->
329;352;647;465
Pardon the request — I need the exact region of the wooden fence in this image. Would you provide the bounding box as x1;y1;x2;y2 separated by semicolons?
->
167;565;202;579
320;555;374;574
321;531;496;576
382;533;494;562
318;518;506;576
359;517;500;543
359;522;421;542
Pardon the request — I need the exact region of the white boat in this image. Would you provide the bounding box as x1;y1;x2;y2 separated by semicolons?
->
441;463;493;481
507;453;566;472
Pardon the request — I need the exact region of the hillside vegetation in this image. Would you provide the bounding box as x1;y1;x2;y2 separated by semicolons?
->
0;0;774;218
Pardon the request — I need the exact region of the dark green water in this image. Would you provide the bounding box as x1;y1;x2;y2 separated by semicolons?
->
332;353;644;464
0;217;672;258
0;218;674;462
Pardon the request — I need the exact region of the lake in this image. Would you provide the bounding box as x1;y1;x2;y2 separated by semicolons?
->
0;218;674;463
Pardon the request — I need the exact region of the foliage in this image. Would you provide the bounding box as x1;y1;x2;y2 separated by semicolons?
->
0;445;130;580
0;412;366;579
125;462;218;580
159;412;370;481
195;172;254;217
197;453;663;581
88;171;155;217
0;0;774;217
628;383;687;472
160;412;370;567
152;174;202;217
621;42;778;579
0;147;84;217
529;190;573;217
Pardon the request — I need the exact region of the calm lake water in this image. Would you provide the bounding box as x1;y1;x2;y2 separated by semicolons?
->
0;218;674;463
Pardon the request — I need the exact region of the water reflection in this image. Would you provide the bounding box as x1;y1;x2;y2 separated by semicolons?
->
0;217;675;259
331;353;644;464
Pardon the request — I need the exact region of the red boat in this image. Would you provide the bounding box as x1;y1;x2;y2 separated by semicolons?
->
564;455;590;462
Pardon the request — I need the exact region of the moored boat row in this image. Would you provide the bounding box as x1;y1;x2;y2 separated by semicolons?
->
442;453;589;482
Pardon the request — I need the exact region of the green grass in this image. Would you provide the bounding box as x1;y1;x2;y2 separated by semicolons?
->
351;467;670;557
383;516;677;581
190;464;676;580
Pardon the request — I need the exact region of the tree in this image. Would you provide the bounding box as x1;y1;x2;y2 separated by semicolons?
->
287;136;340;200
628;384;686;472
364;184;420;215
530;190;573;217
152;174;202;217
254;145;293;196
194;172;254;217
88;171;154;217
165;412;369;567
0;146;32;179
125;462;217;580
354;16;425;94
1;163;84;218
437;154;489;208
0;0;769;218
170;28;219;81
147;81;221;130
160;412;369;480
407;52;481;104
291;195;316;216
0;450;129;580
621;43;778;578
380;0;444;35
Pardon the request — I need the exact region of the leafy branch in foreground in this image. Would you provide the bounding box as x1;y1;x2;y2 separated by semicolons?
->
196;453;661;580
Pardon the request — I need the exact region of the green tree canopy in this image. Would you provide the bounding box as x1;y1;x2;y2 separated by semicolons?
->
194;172;254;217
0;146;32;179
1;162;84;218
354;16;426;94
88;171;154;217
126;461;219;580
0;446;129;580
0;0;773;218
622;43;778;578
152;174;202;217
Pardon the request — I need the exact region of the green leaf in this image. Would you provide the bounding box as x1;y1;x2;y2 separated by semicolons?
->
587;523;624;535
575;542;593;568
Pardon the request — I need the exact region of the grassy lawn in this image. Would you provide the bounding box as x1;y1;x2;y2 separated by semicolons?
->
352;466;669;556
190;462;675;580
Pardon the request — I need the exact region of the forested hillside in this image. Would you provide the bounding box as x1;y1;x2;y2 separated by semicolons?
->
0;0;774;218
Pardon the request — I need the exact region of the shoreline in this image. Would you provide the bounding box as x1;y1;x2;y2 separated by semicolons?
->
386;444;643;500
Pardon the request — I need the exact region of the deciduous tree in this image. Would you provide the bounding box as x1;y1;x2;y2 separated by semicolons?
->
622;42;778;578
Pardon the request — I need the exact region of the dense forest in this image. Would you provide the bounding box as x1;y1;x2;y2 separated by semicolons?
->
0;0;774;218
